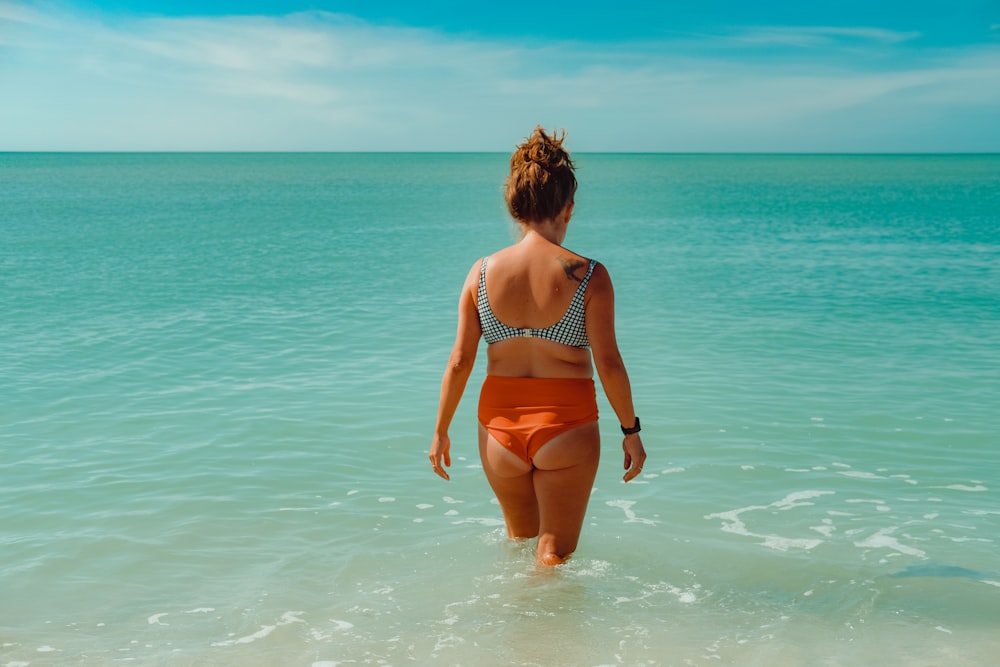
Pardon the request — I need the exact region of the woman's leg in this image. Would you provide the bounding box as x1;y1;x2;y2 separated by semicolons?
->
530;422;601;565
478;425;539;539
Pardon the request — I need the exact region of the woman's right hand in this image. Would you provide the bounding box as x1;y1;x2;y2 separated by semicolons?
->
622;433;646;482
429;434;452;480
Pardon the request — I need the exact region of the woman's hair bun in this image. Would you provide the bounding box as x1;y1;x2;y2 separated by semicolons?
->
519;126;574;171
505;126;577;223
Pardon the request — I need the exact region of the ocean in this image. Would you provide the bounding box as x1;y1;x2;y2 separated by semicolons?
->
1;152;998;666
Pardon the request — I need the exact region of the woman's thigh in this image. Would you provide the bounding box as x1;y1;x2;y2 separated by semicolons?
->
478;425;538;538
531;422;601;556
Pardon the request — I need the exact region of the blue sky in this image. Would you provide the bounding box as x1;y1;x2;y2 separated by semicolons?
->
1;0;998;151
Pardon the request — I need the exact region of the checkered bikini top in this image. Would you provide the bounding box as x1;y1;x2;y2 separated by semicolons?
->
477;256;598;348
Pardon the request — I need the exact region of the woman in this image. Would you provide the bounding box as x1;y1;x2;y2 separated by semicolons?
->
429;127;646;566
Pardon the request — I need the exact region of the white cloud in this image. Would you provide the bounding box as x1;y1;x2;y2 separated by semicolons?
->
1;1;998;151
726;25;921;48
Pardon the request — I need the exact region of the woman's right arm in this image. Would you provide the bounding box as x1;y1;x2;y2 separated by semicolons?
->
429;262;483;480
585;263;647;482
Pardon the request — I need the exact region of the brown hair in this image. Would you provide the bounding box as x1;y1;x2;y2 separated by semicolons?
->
504;126;577;224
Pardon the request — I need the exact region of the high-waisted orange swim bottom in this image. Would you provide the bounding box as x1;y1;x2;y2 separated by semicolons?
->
477;376;599;464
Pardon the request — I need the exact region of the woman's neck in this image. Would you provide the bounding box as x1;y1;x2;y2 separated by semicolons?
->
520;220;566;246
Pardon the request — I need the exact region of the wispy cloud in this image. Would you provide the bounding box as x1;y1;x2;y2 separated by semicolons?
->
1;2;998;151
726;25;921;48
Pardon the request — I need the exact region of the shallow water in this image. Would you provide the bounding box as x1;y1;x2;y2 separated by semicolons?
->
1;152;998;665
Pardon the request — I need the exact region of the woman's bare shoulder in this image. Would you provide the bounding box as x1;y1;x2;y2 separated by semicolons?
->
584;261;613;296
463;258;484;284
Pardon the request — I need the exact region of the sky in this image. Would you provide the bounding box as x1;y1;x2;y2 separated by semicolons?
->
1;0;999;151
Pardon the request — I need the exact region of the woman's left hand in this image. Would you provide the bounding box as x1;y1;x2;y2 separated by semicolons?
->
622;433;646;482
429;434;452;480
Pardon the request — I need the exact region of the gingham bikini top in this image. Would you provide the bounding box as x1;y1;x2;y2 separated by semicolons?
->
477;256;598;348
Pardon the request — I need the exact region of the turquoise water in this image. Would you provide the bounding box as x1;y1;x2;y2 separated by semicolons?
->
2;153;998;666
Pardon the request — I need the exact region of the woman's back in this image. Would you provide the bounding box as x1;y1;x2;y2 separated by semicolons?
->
477;232;595;379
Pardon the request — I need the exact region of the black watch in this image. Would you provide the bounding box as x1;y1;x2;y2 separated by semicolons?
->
621;417;641;436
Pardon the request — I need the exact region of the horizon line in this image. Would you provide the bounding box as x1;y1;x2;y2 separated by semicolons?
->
4;150;999;156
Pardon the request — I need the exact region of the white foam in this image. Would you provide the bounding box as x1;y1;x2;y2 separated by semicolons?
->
416;503;433;509
705;491;833;551
838;470;884;479
775;490;832;508
606;499;657;525
442;496;463;504
760;535;823;551
810;524;836;537
938;484;988;492
450;517;504;526
572;559;612;577
964;509;1000;516
147;613;168;625
378;497;395;503
613;580;699;605
186;607;215;614
945;536;992;543
854;527;926;558
211;611;304;647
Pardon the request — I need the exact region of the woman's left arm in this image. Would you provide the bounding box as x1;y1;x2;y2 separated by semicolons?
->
429;262;483;480
585;262;647;482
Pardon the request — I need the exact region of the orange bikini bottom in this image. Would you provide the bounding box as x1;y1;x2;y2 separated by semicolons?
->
477;376;599;464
